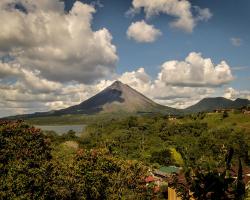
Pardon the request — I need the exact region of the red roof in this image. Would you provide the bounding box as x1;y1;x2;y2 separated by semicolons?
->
145;176;155;183
154;186;160;193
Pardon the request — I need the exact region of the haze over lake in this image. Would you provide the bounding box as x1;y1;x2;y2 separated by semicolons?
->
36;125;86;135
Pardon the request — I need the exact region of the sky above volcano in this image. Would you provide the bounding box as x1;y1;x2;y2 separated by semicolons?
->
0;0;249;117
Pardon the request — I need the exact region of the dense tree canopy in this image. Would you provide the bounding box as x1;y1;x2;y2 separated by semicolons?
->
1;111;249;199
0;120;52;199
0;120;151;199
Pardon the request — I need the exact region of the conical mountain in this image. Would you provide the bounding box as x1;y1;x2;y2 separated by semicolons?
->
5;81;178;119
56;80;177;115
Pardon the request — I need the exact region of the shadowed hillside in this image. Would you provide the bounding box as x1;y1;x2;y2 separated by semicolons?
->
6;81;178;120
57;80;175;114
185;97;250;112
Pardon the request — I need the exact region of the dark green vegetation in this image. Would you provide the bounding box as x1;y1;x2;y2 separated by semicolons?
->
0;120;151;200
81;111;250;199
1;111;250;199
82;112;250;170
171;148;246;200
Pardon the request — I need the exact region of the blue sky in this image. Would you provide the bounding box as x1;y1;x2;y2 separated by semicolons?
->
0;0;249;116
64;0;250;88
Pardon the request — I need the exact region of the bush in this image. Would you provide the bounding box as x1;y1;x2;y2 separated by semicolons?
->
0;120;53;199
150;149;172;166
222;111;229;119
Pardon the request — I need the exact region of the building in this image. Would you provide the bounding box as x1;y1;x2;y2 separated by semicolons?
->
145;166;182;199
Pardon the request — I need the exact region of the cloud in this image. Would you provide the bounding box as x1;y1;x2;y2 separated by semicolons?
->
0;1;232;117
114;66;217;109
0;0;118;84
0;61;62;93
129;0;212;32
149;81;215;108
0;80;97;117
0;51;236;116
90;0;104;8
118;67;152;94
193;6;212;22
231;66;249;71
112;52;234;108
0;61;102;117
0;64;216;116
230;37;243;47
127;20;162;43
0;0;65;13
224;87;250;100
158;52;234;87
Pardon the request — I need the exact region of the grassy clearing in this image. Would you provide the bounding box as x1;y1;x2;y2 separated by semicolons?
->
175;112;250;134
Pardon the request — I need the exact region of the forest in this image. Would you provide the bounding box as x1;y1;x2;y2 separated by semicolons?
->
1;111;250;199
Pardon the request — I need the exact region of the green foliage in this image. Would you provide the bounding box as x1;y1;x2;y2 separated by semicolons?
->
222;111;229;119
159;122;207;138
150;149;172;166
61;130;77;140
0;120;53;199
2;111;250;199
83;116;168;161
48;148;151;199
171;148;246;199
169;147;184;166
0;120;152;199
74;148;149;199
83;113;250;171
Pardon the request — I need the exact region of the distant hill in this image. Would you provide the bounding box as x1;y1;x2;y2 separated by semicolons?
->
7;81;178;119
185;97;250;113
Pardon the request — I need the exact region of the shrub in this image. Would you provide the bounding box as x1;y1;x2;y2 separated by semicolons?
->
0;120;53;199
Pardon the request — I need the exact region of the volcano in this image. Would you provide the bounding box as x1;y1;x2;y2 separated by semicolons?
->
10;81;178;119
55;80;177;115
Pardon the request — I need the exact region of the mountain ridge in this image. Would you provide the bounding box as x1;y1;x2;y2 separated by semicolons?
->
185;97;250;113
2;81;250;119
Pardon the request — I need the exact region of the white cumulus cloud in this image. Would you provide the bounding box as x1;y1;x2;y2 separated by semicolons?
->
0;0;118;84
158;52;234;87
127;20;162;43
0;51;237;116
129;0;212;32
0;61;101;117
224;87;250;100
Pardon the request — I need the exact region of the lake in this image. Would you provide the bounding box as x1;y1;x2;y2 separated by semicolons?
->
36;125;86;135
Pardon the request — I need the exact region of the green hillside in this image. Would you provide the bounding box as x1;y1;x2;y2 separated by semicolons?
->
185;97;250;113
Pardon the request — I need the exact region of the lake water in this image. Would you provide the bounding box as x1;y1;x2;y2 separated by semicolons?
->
36;125;86;135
